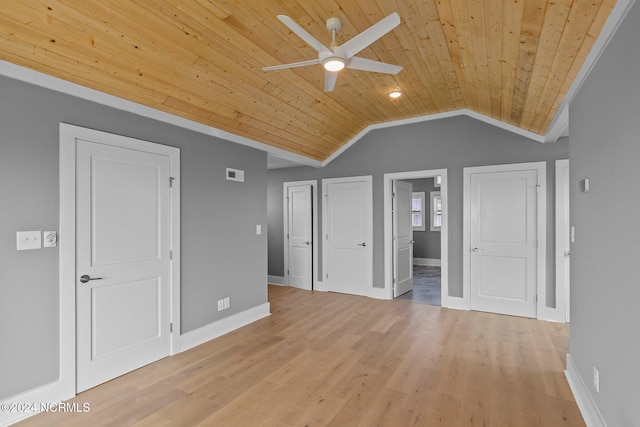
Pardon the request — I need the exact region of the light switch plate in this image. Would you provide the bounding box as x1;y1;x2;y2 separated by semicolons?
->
256;224;262;235
17;231;42;250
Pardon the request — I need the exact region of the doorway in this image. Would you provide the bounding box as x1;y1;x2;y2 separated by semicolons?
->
394;178;443;306
383;170;448;305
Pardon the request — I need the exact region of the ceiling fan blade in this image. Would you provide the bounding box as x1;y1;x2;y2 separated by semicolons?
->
263;59;321;71
324;71;338;92
340;12;401;58
277;15;330;53
346;57;403;74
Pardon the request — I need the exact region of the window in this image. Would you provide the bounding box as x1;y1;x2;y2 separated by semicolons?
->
430;191;442;231
411;192;425;231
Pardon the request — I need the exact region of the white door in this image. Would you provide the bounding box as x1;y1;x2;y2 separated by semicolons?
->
470;169;538;318
323;176;373;297
393;180;414;297
76;138;173;392
287;184;312;290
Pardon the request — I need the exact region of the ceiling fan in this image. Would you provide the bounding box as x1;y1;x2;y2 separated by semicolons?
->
263;13;403;92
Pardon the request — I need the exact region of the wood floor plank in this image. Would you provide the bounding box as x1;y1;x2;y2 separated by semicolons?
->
16;285;585;427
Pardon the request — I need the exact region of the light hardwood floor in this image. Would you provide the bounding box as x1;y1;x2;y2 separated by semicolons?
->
17;285;584;426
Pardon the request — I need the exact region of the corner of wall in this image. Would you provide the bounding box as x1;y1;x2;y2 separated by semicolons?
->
565;354;608;427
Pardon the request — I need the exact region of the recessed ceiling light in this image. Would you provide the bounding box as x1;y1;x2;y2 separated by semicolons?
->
389;90;402;99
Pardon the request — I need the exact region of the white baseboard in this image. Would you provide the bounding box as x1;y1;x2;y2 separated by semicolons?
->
180;303;270;352
370;286;390;300
413;257;441;267
0;378;75;427
565;354;607;427
443;295;470;311
268;275;286;286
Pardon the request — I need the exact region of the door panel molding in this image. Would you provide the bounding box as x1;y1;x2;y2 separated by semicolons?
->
463;162;547;319
60;123;180;395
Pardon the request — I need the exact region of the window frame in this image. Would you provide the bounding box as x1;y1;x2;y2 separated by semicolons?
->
411;191;426;231
430;191;442;232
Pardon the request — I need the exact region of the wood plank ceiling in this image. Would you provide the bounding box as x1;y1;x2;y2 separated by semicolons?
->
0;0;617;162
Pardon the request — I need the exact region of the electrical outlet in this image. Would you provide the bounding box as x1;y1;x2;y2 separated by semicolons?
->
223;297;230;309
593;366;600;393
217;299;224;311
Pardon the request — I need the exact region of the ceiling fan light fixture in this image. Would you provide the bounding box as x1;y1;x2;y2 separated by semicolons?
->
389;90;402;98
323;57;346;72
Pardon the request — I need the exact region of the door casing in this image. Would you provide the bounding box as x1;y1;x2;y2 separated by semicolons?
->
555;159;570;323
59;123;181;395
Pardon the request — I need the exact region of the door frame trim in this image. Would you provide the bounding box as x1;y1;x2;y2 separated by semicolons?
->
462;161;547;318
555;159;570;323
59;123;181;395
283;180;318;290
383;170;449;303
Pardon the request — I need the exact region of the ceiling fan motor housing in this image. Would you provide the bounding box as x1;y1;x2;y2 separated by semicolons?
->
326;17;342;32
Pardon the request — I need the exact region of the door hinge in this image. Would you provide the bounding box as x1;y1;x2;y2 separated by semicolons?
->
287;269;290;276
170;250;173;260
326;234;328;240
170;322;173;333
326;273;328;279
169;177;175;187
286;233;289;239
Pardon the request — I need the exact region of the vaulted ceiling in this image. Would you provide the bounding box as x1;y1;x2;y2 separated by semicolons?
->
0;0;620;163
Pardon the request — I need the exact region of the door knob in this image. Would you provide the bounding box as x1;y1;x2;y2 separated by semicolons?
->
305;241;310;245
357;242;366;247
472;247;484;252
80;274;103;283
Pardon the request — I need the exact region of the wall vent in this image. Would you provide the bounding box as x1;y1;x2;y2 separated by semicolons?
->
226;168;244;182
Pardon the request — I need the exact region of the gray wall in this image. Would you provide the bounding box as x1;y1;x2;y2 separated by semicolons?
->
0;75;268;401
405;178;441;260
569;1;640;424
268;116;568;300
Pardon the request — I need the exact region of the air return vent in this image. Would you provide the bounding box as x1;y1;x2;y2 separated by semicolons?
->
226;168;244;182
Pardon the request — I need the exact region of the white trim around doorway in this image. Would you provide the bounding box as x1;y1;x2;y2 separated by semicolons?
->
383;170;449;305
555;159;570;323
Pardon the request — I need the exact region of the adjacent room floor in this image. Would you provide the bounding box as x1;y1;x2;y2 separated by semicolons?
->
396;265;441;306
